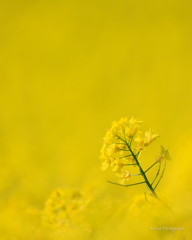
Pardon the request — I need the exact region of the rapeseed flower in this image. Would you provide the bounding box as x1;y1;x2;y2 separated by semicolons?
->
111;158;124;172
42;188;90;232
156;145;172;162
100;117;143;184
101;117;172;214
115;170;130;184
105;143;121;156
134;129;159;150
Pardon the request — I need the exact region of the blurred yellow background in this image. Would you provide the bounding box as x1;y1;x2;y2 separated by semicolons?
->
0;0;192;239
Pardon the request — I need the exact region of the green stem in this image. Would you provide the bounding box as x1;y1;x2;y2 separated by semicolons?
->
144;192;158;204
107;180;145;187
130;174;142;176
136;151;140;157
154;159;166;190
145;162;157;173
117;135;172;214
114;143;127;145
125;141;156;195
129;136;133;147
151;162;161;186
124;163;137;166
119;155;132;159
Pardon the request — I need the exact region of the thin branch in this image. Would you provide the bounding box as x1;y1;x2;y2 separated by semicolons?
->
117;135;126;142
107;180;145;187
123;164;137;166
151;162;161;186
114;143;127;145
136;151;140;157
130;136;133;147
119;155;132;159
145;162;157;173
146;185;154;197
154;159;166;190
130;174;142;176
144;192;158;204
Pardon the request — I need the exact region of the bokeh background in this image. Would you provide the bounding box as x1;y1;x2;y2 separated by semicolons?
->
0;0;192;239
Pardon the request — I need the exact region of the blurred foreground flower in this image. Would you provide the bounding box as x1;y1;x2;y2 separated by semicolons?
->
42;188;91;235
100;117;172;212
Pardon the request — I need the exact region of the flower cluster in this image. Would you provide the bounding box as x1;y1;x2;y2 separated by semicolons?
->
100;117;173;213
100;117;160;184
42;188;90;232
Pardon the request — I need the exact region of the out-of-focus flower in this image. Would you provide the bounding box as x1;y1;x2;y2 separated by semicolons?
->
115;170;130;184
42;188;90;232
156;145;172;162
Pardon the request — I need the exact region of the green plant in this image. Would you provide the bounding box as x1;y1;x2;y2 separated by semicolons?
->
100;117;172;212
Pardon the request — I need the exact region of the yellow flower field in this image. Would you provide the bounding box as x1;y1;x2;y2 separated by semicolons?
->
0;0;192;239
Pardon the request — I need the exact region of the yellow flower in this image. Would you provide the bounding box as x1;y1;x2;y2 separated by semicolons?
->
129;117;143;126
100;142;123;171
134;135;145;151
134;129;159;150
42;188;89;231
100;117;143;173
156;145;172;162
105;143;120;156
102;131;117;144
100;152;116;171
118;117;128;125
100;144;111;171
101;157;112;171
117;117;128;132
111;158;124;172
100;143;107;154
127;117;143;136
101;117;143;148
115;170;130;184
144;129;159;146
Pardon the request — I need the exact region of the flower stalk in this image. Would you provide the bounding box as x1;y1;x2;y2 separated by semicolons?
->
119;132;172;213
100;117;173;213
